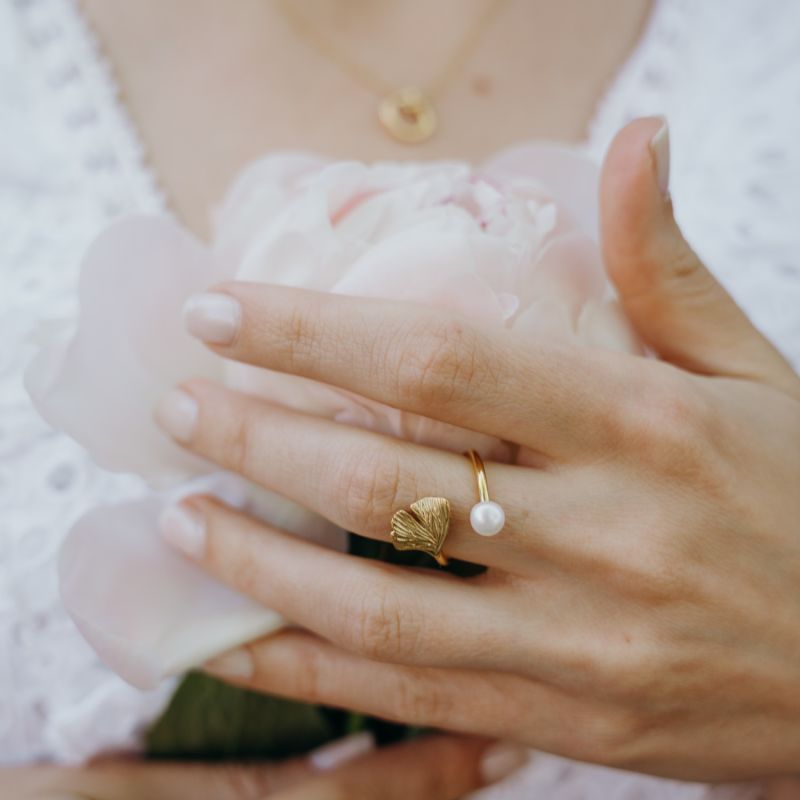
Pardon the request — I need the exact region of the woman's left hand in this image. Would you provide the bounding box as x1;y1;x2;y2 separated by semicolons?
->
155;119;800;782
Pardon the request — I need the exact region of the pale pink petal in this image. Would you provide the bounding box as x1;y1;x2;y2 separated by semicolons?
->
481;143;601;238
26;216;231;485
213;151;331;267
61;494;278;690
60;474;346;689
222;363;378;423
233;190;362;292
512;233;608;340
511;300;579;344
332;165;472;238
332;232;511;325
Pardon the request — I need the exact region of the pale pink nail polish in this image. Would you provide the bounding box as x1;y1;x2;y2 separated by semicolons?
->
158;504;206;559
650;117;671;198
183;292;241;345
154;388;198;443
309;732;376;771
480;742;530;784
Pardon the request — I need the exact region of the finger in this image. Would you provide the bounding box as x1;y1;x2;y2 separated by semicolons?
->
181;281;638;456
24;758;311;800
155;378;570;570
204;630;634;771
159;496;518;670
269;735;525;800
205;630;524;737
601;116;798;394
12;740;518;800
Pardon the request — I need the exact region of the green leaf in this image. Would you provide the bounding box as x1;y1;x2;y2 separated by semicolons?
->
146;672;335;761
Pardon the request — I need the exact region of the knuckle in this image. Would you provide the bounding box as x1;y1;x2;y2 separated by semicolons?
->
289;646;326;704
395;318;483;407
599;646;663;702
559;632;665;706
337;445;406;534
282;298;324;371
603;531;688;606
665;240;705;283
227;539;264;596
618;368;714;470
571;707;645;766
225;403;259;477
389;671;453;725
210;510;266;596
341;581;415;660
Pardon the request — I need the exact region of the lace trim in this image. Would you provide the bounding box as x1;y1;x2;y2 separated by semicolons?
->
13;0;167;217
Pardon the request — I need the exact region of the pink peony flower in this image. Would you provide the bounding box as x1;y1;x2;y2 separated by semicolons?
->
26;144;641;689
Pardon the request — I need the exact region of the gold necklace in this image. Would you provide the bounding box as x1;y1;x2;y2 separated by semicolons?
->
275;0;509;144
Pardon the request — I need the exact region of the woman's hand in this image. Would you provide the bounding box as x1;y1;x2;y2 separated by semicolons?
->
155;118;800;781
3;734;510;799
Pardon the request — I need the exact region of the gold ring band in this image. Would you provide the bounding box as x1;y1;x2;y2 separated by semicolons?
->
463;449;505;537
390;496;451;566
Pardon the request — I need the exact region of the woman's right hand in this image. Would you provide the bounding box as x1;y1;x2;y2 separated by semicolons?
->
2;734;520;800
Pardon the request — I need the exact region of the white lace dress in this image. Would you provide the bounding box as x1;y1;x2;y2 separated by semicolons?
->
1;0;798;796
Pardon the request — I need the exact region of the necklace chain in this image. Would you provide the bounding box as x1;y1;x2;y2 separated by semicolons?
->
275;0;508;98
275;0;508;145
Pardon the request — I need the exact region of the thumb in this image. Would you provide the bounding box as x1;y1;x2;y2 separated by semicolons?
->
600;116;797;392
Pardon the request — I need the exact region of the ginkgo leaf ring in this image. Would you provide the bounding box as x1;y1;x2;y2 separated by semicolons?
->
390;496;451;567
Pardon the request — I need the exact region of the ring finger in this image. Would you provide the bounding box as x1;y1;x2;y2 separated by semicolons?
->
155;377;569;570
162;495;523;670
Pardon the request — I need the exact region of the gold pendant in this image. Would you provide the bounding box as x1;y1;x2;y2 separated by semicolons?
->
378;86;438;144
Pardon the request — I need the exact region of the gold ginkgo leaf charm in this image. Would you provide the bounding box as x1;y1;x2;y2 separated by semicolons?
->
390;496;451;566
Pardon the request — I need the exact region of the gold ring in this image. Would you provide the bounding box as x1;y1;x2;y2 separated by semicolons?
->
463;449;505;537
390;496;451;566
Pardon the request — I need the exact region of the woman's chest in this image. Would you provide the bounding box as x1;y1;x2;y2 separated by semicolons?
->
78;0;651;237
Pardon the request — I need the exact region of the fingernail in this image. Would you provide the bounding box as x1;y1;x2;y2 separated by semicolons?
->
204;647;255;680
309;732;376;772
650;116;670;198
158;504;206;559
480;742;530;784
154;388;198;443
183;292;241;345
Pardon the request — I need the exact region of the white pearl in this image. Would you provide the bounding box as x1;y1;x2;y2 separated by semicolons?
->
469;500;505;537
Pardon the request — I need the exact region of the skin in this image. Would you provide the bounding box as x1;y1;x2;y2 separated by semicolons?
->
153;118;800;782
18;0;798;793
0;734;495;799
78;0;651;236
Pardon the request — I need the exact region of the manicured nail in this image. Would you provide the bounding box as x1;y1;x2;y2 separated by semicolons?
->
309;732;376;771
158;504;206;559
650;117;670;198
154;388;198;443
479;742;530;784
183;292;241;345
204;647;255;680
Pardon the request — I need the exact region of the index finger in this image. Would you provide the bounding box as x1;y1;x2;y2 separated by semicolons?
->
183;283;633;457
